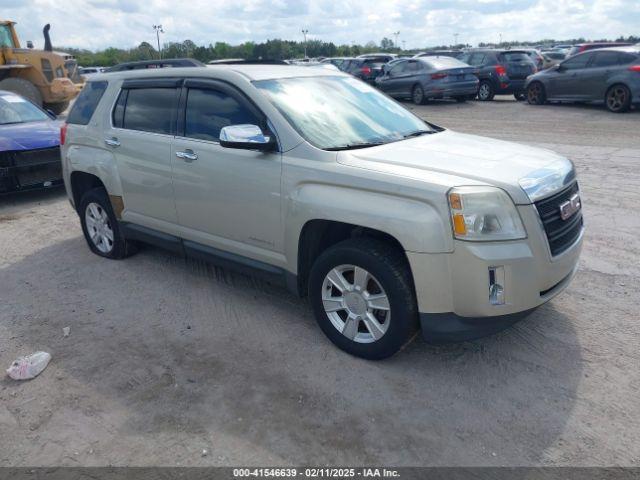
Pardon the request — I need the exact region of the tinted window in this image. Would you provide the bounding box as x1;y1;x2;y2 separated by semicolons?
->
122;88;177;134
388;61;407;75
185;88;260;142
67;81;108;125
500;52;534;63
468;53;486;66
618;53;638;65
562;52;593;69
592;51;625;67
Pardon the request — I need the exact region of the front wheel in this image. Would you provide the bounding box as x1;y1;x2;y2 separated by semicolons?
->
477;81;495;101
605;84;631;113
308;238;419;360
527;82;546;105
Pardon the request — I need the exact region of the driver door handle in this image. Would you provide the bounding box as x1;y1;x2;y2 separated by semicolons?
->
175;149;198;162
104;137;120;147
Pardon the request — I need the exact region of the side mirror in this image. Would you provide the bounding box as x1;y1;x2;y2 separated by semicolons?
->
219;124;276;152
555;64;565;72
27;40;34;49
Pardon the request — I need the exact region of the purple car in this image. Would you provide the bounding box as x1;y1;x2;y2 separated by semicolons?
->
0;90;62;194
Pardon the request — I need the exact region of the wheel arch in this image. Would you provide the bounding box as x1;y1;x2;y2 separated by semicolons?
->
69;171;106;212
295;219;412;297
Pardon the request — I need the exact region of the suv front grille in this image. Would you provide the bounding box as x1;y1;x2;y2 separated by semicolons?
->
534;181;583;256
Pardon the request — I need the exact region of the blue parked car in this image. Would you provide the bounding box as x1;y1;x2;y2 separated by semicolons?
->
375;56;479;104
0;90;62;193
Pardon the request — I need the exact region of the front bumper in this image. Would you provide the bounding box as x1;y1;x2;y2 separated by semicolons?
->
408;203;583;341
0;148;63;194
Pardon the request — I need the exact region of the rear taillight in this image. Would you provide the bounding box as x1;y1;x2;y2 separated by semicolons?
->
629;65;640;72
495;65;507;76
361;66;372;75
431;72;448;80
60;123;68;146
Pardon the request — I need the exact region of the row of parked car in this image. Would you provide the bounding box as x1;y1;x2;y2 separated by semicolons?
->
319;43;640;113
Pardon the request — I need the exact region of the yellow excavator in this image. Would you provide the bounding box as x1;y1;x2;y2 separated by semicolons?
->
0;20;80;114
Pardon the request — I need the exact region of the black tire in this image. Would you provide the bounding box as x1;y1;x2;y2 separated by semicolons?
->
308;238;419;360
527;82;546;105
477;80;495;101
514;93;526;101
454;96;467;103
79;187;137;259
44;101;70;115
0;77;43;106
412;84;426;105
605;84;631;113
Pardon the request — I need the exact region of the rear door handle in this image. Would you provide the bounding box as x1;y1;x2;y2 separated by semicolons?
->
104;137;120;147
175;149;198;162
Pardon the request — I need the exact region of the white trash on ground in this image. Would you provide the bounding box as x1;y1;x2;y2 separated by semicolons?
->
62;326;70;337
6;352;52;380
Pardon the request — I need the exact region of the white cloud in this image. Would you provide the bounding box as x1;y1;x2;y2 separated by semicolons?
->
6;0;639;51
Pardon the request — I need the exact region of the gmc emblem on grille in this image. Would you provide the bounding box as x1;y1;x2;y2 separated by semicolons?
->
559;193;581;221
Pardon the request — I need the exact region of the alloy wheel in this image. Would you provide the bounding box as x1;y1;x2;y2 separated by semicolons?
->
607;86;628;112
528;83;542;104
478;83;491;100
321;264;390;344
85;202;114;253
413;86;424;104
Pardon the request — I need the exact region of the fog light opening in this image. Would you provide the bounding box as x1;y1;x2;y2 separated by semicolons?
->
489;266;505;305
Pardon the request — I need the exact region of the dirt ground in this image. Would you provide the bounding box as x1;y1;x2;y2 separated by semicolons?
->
0;98;638;467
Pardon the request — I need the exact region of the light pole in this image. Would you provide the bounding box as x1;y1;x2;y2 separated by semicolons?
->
393;31;400;49
153;24;164;59
402;40;406;51
301;29;309;58
499;33;503;46
454;33;459;46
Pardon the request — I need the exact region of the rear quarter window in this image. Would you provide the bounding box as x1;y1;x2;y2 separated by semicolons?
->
67;81;108;125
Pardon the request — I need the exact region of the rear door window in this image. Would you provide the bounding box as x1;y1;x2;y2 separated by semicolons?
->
592;51;626;67
121;87;178;135
499;52;533;63
67;81;108;125
184;88;260;142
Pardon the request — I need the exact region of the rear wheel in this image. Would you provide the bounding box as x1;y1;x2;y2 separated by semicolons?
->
477;80;495;101
44;101;70;115
605;84;631;113
308;238;419;360
79;187;137;259
0;77;43;106
527;82;546;105
412;84;426;105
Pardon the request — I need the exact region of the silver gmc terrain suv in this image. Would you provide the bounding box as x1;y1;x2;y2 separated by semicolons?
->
61;65;583;359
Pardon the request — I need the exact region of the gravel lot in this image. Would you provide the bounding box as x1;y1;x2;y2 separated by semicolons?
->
0;98;638;467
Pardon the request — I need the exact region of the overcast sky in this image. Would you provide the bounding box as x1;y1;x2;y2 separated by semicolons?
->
5;0;639;51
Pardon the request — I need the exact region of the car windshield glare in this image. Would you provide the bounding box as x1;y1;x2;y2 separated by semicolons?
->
254;75;432;150
0;93;49;125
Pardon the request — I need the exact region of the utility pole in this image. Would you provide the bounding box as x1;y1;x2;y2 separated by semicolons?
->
393;31;400;49
454;33;459;46
402;40;406;51
153;24;164;59
301;29;309;58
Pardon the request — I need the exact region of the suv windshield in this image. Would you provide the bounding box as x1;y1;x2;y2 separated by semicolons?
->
254;76;433;150
0;93;49;125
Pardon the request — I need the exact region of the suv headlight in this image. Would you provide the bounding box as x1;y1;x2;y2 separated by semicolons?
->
448;186;526;241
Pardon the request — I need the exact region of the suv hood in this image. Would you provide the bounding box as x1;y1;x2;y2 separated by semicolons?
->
337;130;572;204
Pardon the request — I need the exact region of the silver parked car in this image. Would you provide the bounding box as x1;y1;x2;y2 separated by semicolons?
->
375;56;479;104
525;46;640;112
61;66;583;359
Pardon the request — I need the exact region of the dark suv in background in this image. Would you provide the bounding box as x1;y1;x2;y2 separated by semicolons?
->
459;49;537;101
525;46;640;113
344;57;389;84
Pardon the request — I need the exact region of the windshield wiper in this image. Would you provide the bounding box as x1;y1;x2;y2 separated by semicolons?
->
325;142;386;151
403;130;435;139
